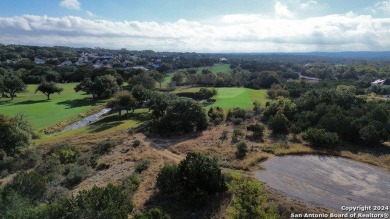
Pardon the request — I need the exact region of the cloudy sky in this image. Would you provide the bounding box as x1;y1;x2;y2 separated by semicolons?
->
1;0;390;52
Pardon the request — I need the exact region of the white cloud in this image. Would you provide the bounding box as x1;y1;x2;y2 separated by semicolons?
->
0;13;390;52
86;10;95;17
59;0;81;10
367;0;390;14
275;1;295;18
300;0;317;9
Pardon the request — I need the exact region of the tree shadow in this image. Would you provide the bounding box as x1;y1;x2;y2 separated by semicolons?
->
144;192;231;219
87;111;150;133
13;100;49;105
57;98;100;109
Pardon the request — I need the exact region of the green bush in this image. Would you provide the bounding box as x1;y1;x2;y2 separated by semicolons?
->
122;174;140;197
227;174;279;219
232;129;244;143
247;124;265;140
95;138;116;155
0;114;32;155
227;107;246;121
8;171;47;201
62;164;91;189
302;128;341;148
157;153;227;205
135;160;150;173
236;142;248;159
43;184;133;219
208;107;224;125
134;208;171;219
156;164;180;194
132;139;141;147
268;111;289;135
50;143;79;164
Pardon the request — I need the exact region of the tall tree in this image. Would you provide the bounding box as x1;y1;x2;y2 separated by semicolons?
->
2;73;26;100
35;81;63;100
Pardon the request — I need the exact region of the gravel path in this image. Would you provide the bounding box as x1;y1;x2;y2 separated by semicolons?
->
62;108;111;132
254;155;390;212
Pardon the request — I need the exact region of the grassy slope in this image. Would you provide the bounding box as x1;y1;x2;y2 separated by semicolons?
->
35;109;148;145
0;83;100;130
175;87;268;110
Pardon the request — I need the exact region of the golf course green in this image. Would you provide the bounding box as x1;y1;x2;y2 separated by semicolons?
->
176;87;268;110
0;83;100;130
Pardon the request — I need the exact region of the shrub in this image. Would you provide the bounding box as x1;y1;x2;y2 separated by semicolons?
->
268;111;289;135
134;208;171;219
157;153;226;206
236;142;248;159
0;114;32;155
177;152;226;203
9;171;47;201
227;107;246;121
156;164;180;194
96;163;110;171
62;165;91;189
135;160;150;173
122;174;140;197
50;143;79;164
232;118;244;125
132;139;141;147
95;138;116;155
302;128;341;148
227;174;279;219
43;184;133;219
232;129;244;143
247;124;265;140
208;107;224;124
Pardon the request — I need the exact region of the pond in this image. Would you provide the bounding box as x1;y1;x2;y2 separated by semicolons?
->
254;155;390;211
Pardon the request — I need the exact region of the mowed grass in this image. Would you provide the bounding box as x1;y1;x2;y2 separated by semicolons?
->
176;87;268;110
0;83;100;130
160;64;232;87
196;64;232;74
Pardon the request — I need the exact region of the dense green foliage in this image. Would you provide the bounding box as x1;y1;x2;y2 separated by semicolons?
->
0;114;33;155
236;141;248;159
156;153;226;205
152;98;208;135
75;75;120;99
208;107;224;124
226;174;279;219
301;128;341;148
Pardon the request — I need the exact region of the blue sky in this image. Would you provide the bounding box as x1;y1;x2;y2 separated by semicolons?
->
1;0;390;52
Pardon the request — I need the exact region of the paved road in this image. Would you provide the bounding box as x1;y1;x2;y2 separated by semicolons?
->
254;156;390;212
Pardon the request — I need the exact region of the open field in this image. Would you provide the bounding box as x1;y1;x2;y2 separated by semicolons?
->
175;87;268;110
0;83;101;130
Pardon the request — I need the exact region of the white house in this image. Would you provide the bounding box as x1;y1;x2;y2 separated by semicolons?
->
60;61;72;67
34;57;45;64
371;79;386;86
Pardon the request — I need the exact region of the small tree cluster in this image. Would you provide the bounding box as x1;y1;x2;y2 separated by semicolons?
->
75;74;120;99
156;152;226;205
247;123;265;140
301;128;341;148
208;107;224;124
